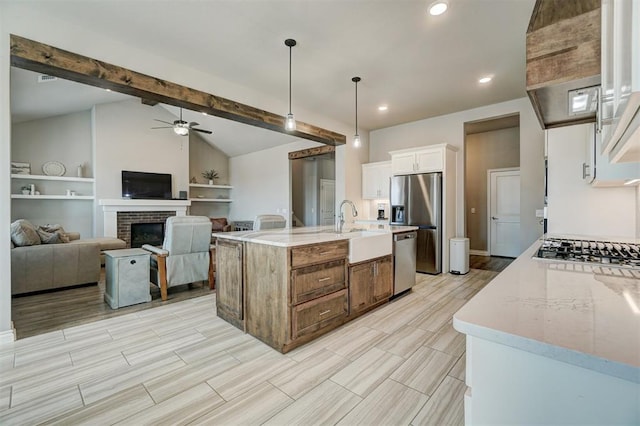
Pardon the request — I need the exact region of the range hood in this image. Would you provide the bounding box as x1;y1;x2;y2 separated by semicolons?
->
526;0;601;129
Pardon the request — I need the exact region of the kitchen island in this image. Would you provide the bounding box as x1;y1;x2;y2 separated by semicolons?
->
215;224;416;353
453;237;640;425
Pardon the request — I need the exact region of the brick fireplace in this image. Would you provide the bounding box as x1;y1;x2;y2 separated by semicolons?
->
99;199;191;247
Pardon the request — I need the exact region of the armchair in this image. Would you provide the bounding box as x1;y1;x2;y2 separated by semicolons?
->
142;216;214;301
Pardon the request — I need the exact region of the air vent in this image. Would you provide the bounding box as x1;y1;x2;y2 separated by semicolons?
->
37;74;58;83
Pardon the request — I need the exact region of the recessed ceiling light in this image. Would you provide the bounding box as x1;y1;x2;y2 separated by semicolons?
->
428;1;448;16
378;105;388;112
478;76;492;84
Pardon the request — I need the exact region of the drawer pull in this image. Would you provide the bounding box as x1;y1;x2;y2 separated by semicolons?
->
318;251;331;256
318;277;331;282
319;310;331;316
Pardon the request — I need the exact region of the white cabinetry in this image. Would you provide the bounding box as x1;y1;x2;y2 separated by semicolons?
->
390;145;445;175
582;123;639;186
362;161;391;200
600;0;640;164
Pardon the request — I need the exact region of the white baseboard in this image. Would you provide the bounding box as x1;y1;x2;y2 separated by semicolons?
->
0;323;16;345
470;249;490;256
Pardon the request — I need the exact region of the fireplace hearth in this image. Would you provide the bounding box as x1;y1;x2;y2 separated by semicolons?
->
131;222;164;248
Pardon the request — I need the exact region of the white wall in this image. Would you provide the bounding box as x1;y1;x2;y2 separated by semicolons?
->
547;124;637;238
370;97;545;253
93;100;190;236
188;132;231;219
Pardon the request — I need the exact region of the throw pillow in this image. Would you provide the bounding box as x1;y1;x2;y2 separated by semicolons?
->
39;224;70;243
36;227;66;244
10;219;41;247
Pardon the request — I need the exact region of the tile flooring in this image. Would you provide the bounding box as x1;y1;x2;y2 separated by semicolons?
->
0;269;498;425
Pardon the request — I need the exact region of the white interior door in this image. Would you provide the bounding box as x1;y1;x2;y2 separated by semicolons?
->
320;179;335;226
488;169;520;257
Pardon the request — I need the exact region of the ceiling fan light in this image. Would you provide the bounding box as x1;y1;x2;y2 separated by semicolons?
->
285;113;296;131
174;126;189;136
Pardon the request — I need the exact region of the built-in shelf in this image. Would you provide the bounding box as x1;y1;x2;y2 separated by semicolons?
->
189;183;233;189
11;195;95;200
11;174;95;183
190;198;233;203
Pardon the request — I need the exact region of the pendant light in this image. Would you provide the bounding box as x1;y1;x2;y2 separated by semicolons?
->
352;76;361;148
284;38;297;131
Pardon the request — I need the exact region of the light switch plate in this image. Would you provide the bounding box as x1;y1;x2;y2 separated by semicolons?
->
535;209;544;218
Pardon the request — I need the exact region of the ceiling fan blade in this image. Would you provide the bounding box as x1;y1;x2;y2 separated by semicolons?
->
192;128;213;134
188;121;200;127
153;119;174;125
150;126;173;129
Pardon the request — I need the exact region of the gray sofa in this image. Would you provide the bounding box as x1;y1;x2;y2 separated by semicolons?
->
11;239;101;295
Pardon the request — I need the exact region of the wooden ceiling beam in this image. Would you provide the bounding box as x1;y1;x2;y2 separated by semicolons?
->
9;34;346;146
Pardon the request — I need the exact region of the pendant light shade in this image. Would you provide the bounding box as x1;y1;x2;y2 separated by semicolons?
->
352;76;361;148
285;38;297;132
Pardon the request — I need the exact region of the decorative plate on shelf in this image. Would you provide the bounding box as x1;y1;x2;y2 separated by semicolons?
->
42;161;66;176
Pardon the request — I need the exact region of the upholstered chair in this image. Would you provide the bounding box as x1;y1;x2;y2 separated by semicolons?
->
210;217;232;233
253;214;287;230
142;216;214;301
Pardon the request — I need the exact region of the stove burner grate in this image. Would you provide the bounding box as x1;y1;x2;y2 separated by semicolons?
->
536;237;640;269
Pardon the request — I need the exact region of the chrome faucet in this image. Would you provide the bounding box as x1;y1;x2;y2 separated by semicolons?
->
336;199;358;233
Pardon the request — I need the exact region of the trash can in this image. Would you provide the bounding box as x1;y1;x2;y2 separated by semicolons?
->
450;237;470;275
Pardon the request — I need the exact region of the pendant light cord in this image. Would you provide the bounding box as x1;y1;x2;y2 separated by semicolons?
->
355;80;358;136
289;45;292;115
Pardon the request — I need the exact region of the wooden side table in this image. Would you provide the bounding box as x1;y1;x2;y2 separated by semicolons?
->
104;248;151;309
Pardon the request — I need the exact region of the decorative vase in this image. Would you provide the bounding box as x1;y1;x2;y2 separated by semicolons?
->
21;189;29;195
208;179;213;185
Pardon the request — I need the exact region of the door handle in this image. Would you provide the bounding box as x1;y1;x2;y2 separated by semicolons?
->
491;216;498;220
582;163;590;179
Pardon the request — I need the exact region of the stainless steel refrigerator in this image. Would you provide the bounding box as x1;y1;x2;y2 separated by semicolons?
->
390;173;442;274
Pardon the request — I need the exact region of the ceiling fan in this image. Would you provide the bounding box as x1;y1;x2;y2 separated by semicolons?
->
151;107;212;136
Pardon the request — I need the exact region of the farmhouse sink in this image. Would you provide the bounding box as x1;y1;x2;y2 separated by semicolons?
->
348;231;392;264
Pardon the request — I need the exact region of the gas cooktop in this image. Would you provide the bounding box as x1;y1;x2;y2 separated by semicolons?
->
535;237;640;270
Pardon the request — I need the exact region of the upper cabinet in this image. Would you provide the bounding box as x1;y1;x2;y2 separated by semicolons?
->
599;0;640;164
389;144;456;175
526;0;601;129
362;161;391;200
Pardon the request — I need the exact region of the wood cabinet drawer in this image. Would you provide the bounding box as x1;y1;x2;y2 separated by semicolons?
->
291;259;346;305
290;241;348;268
292;289;347;339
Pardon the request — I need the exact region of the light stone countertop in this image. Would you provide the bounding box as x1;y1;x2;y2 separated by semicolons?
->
213;224;418;247
453;236;640;383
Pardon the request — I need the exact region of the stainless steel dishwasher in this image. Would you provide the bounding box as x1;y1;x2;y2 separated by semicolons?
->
393;231;417;295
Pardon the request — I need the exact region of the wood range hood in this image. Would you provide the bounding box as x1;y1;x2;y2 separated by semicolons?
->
526;0;601;129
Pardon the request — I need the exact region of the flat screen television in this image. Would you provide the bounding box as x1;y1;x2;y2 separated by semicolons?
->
122;170;172;199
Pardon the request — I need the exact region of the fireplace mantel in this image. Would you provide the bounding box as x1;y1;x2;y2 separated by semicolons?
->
100;198;191;238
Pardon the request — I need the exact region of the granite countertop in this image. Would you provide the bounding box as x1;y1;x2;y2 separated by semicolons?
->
214;224;418;247
453;236;640;383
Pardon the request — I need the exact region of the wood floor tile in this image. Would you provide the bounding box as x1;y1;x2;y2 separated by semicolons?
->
144;352;240;403
0;353;72;388
190;381;293;425
326;326;388;360
424;320;466;357
0;330;64;355
408;297;467;333
70;328;160;366
411;376;466;425
264;380;362;425
13;330;113;367
174;329;252;364
0;386;11;411
391;346;457;396
269;349;349;399
44;384;154;425
367;297;432;334
79;353;186;405
376;326;433;359
337;378;428;425
224;337;274;363
0;353;14;370
206;352;296;400
330;347;404;397
122;329;206;365
0;386;82;425
11;354;129;407
115;383;225;426
449;354;466;381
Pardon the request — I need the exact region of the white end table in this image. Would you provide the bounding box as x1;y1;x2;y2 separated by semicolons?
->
104;248;151;309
